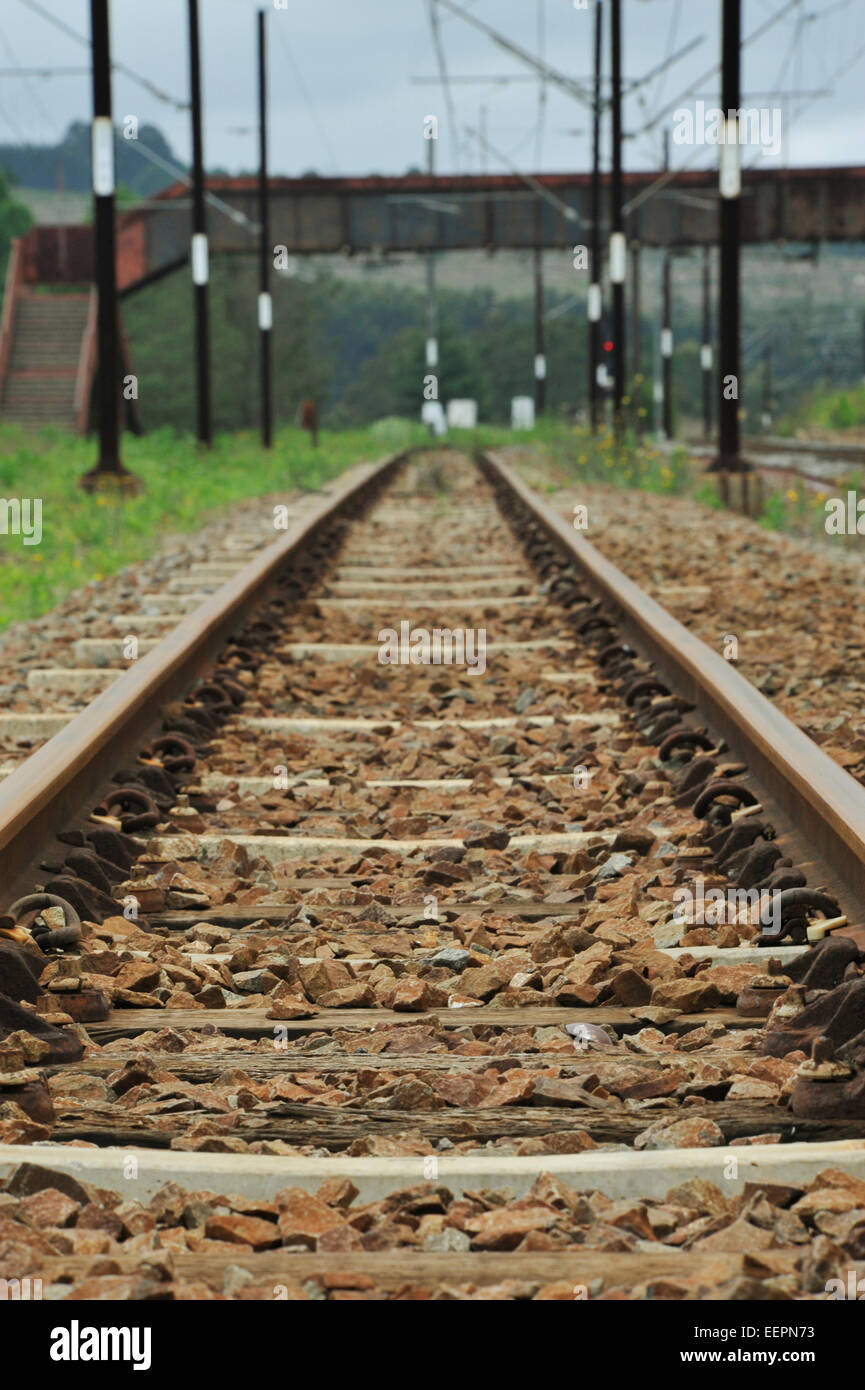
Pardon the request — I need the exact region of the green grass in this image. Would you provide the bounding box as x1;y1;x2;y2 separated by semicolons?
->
693;479;725;511
753;475;865;545
506;418;693;497
777;381;865;436
517;420;865;549
14;413;845;638
0;420;435;631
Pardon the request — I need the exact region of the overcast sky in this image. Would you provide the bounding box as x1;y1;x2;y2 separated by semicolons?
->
1;0;863;181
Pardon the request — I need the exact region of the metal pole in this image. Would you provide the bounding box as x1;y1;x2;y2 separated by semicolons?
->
534;244;546;417
630;238;641;434
661;250;673;439
588;0;602;432
652;318;662;438
258;8;273;449
83;0;122;487
425;130;439;394
701;244;712;440
762;345;773;430
188;0;211;447
657;130;672;441
717;0;741;471
609;0;625;428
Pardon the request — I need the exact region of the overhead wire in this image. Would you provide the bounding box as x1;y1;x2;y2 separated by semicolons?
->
465;121;578;220
623;0;807;216
125;137;259;235
533;0;547;169
0;19;58;142
742;26;865;169
639;0;800;138
15;0;189;111
436;0;592;106
0;94;26;145
272;18;340;173
425;0;460;171
635;0;682;147
633;0;683;168
648;0;682;116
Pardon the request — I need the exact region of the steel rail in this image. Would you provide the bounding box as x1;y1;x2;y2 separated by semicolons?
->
0;451;405;907
481;449;865;942
742;437;865;462
687;438;854;491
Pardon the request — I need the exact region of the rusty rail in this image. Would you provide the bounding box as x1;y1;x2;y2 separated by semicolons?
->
0;236;23;410
743;436;865;464
688;437;859;493
5;441;864;942
74;288;98;435
481;449;865;941
0;451;405;907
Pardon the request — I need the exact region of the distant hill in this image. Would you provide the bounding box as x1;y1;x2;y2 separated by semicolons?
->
0;121;182;196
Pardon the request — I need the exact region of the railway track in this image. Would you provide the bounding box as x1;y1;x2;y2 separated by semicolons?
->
689;435;865;492
2;446;865;1303
0;485;341;774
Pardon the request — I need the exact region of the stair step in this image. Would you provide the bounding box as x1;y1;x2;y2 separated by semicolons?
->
1;291;96;432
11;357;82;371
16;324;87;331
3;390;77;407
18;298;89;309
2;392;76;403
1;419;77;430
5;381;77;388
17;315;88;327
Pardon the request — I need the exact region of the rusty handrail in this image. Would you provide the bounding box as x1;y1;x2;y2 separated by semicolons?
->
481;449;865;932
0;237;23;409
74;288;98;434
